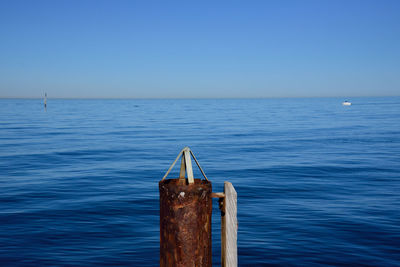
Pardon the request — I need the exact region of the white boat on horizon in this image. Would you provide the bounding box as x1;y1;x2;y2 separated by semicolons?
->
342;100;351;106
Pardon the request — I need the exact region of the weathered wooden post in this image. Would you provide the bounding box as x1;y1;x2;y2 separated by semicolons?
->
212;182;237;267
221;182;237;267
159;147;238;267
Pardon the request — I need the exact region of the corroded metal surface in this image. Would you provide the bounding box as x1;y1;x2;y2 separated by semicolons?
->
159;178;212;267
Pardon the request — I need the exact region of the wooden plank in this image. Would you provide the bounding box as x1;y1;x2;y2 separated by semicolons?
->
222;181;237;267
179;156;186;179
184;149;194;184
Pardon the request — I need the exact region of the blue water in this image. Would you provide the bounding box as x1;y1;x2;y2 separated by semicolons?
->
1;97;399;266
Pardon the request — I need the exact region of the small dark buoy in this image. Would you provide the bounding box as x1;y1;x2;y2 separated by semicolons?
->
44;93;47;109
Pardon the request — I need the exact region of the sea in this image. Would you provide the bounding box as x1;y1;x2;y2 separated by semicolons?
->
0;97;399;266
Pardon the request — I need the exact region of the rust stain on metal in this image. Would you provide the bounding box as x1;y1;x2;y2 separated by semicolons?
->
159;178;212;267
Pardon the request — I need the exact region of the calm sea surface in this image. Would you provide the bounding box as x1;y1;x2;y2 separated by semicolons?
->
1;97;399;266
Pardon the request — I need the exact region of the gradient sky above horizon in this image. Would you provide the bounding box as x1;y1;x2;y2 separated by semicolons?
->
0;0;399;98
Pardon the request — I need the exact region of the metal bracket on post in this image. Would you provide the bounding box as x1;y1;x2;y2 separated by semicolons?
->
162;147;208;184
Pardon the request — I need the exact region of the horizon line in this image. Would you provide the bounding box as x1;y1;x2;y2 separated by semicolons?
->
0;95;399;100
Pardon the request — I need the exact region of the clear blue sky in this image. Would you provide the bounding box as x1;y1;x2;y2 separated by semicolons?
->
0;0;399;98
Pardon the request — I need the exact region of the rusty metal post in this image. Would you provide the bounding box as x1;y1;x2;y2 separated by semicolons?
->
159;178;212;266
159;147;212;267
